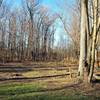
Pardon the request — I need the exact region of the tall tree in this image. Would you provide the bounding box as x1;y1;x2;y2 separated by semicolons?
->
88;0;98;83
78;0;88;80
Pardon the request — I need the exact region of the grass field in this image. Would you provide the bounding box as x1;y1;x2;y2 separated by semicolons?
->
0;61;100;100
0;82;100;100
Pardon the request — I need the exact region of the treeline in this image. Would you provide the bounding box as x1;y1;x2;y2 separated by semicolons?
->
0;0;58;62
0;0;80;63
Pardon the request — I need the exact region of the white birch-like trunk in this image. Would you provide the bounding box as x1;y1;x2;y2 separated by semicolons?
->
78;0;87;79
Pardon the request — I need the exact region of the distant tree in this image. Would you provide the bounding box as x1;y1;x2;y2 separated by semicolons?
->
0;0;3;7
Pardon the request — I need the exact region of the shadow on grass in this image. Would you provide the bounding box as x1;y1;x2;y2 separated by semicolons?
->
0;73;70;81
7;91;100;100
0;82;80;96
0;81;100;100
0;66;32;72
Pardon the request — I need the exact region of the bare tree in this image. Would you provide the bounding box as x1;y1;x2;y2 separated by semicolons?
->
78;0;88;80
0;0;3;7
88;0;99;82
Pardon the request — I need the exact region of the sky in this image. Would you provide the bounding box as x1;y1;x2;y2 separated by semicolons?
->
3;0;76;46
41;0;76;46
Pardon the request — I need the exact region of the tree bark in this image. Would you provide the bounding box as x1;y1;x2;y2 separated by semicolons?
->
78;0;88;80
88;0;98;83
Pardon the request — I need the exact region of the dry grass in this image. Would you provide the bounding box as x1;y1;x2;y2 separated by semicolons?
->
23;70;67;78
0;61;100;100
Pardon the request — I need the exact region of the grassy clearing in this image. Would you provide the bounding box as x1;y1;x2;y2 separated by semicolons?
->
23;70;67;78
23;61;77;67
0;62;99;100
7;93;100;100
0;82;99;100
0;61;78;79
0;83;43;96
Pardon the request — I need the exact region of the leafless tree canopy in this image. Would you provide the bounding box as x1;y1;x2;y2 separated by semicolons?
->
0;0;100;83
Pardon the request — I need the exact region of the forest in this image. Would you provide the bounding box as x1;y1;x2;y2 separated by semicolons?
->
0;0;100;100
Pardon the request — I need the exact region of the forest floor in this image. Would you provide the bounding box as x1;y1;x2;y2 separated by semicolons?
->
0;61;100;100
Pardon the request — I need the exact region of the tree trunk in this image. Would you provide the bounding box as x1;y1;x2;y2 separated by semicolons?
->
88;0;98;83
78;0;88;80
87;37;92;74
27;19;34;60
